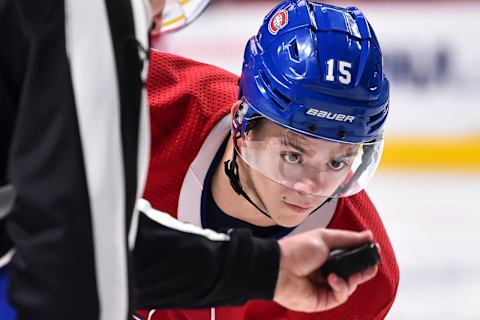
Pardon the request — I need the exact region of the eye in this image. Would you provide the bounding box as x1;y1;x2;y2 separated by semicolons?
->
328;160;347;171
282;152;302;164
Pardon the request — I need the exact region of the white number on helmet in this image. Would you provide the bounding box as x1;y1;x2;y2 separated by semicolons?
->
338;61;352;84
325;59;352;85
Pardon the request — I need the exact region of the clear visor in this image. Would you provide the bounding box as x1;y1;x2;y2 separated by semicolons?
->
235;122;383;198
161;0;211;33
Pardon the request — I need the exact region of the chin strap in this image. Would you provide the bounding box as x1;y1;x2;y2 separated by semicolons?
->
310;197;332;213
224;150;272;218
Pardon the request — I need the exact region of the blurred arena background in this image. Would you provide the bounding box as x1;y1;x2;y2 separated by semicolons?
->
156;0;480;319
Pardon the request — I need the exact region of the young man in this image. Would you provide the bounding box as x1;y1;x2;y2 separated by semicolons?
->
135;1;399;319
0;0;377;318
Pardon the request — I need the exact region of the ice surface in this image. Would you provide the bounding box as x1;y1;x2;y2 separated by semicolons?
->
367;172;480;320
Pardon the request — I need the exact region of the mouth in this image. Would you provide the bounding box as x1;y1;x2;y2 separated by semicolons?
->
283;201;312;213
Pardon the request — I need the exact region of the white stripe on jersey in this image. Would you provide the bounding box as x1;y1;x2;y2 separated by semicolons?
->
137;199;230;241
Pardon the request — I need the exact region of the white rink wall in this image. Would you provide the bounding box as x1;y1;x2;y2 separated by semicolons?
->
156;1;480;319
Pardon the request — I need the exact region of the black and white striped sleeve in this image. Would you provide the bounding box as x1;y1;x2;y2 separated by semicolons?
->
1;1;280;319
1;0;150;319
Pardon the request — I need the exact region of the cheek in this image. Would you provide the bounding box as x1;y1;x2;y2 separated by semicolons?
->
321;173;349;195
251;176;285;211
255;176;282;203
312;195;329;207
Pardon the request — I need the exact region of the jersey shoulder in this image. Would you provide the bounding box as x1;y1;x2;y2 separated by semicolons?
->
148;50;239;119
144;51;238;216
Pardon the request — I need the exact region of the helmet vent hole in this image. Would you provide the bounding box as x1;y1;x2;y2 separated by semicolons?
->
288;39;300;61
272;99;286;111
259;69;270;85
368;112;383;124
367;111;386;133
369;121;383;133
272;89;291;108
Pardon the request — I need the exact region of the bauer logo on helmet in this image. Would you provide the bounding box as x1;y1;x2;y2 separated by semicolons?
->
268;10;288;35
306;108;355;123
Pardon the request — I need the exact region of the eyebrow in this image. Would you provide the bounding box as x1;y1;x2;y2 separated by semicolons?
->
281;136;306;153
332;150;359;161
281;133;360;159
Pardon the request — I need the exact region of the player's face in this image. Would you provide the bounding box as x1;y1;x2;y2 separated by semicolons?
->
238;120;357;227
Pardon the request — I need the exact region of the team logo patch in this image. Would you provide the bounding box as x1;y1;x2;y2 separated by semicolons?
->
268;10;288;35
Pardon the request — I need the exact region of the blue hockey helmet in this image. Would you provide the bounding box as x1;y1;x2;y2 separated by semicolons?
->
232;0;389;197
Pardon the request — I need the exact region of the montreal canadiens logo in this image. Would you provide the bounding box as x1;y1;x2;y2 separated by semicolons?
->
268;10;288;35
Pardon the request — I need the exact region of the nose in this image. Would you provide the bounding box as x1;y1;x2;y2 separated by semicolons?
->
292;177;323;195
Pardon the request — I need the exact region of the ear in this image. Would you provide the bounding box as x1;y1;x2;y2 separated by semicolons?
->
230;100;243;134
230;100;247;146
230;100;242;119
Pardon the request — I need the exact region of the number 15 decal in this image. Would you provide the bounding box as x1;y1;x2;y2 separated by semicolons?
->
325;59;352;85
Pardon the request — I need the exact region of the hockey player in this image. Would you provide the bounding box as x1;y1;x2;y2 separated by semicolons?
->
0;0;382;318
134;1;399;319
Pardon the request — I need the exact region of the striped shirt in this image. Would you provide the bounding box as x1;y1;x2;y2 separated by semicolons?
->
0;1;279;319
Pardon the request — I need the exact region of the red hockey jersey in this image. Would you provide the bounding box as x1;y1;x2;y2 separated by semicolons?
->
138;50;399;320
